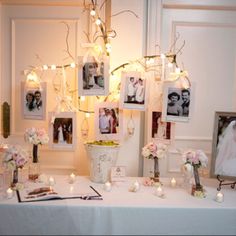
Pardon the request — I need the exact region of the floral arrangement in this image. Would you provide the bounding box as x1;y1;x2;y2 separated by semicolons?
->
182;149;208;170
142;142;167;159
182;149;208;198
3;145;29;170
24;127;49;145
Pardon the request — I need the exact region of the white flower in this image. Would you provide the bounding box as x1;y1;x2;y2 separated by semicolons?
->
184;163;193;173
142;142;167;159
197;150;208;167
142;147;151;158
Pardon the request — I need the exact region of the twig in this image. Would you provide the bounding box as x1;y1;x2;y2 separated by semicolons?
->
60;21;75;60
111;10;139;18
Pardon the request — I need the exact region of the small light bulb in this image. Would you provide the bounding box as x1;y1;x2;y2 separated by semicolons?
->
90;9;96;16
175;67;181;74
95;18;102;25
43;65;48;70
149;58;155;64
80;96;85;102
70;62;76;68
51;64;56;70
106;47;112;53
85;113;90;118
161;53;166;59
168;62;173;68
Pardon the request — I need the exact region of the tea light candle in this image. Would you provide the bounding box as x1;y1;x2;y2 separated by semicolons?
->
215;191;224;203
70;185;74;194
133;180;140;191
170;178;177;187
49;176;55;186
69;173;76;184
156;186;163;197
6;188;13;199
104;181;112;192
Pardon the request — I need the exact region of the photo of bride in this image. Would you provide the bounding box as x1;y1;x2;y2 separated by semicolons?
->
49;112;76;150
211;112;236;178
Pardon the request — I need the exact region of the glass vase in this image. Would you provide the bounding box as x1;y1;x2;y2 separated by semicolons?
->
28;144;40;181
191;165;203;195
152;158;160;182
11;168;18;187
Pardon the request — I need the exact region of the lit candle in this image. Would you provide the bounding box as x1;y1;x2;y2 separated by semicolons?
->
170;178;177;187
133;180;140;191
104;181;112;192
156;186;163;197
70;185;74;194
215;191;224;203
6;188;13;199
69;173;76;184
49;176;55;186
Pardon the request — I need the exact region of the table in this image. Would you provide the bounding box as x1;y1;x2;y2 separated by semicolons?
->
0;176;236;235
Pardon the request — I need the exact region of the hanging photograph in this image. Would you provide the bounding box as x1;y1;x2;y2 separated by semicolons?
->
21;81;46;120
95;102;122;140
211;112;236;179
119;71;148;111
152;111;172;143
162;81;191;122
78;56;109;96
49;112;76;150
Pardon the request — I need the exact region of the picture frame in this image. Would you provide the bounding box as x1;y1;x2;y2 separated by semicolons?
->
119;71;148;111
210;111;236;180
21;81;46;120
151;111;173;144
162;81;192;122
78;56;109;96
95;102;122;140
49;112;76;151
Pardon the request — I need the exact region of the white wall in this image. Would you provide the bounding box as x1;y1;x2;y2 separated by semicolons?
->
144;0;236;178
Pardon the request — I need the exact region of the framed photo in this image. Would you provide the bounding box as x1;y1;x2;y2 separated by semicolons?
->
210;112;236;179
21;81;46;120
119;71;148;110
49;112;76;150
162;81;191;122
151;111;172;143
78;56;109;96
95;102;122;140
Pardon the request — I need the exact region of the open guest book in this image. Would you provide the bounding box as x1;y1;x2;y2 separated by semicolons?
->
16;185;102;203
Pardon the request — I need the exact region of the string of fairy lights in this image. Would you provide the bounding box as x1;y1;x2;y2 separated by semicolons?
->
24;0;190;137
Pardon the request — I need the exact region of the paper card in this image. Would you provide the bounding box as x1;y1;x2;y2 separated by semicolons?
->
111;166;126;182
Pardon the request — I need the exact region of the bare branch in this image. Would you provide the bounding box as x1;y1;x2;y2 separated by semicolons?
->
176;40;185;55
60;21;75;60
169;32;180;53
111;10;139;19
99;0;108;11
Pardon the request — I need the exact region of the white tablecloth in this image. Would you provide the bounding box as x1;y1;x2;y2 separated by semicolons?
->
0;176;236;235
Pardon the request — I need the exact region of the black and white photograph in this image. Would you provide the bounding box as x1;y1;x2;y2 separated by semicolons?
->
162;82;191;122
21;82;46;120
211;112;236;179
49;112;76;150
120;71;148;110
95;102;122;140
78;56;109;96
152;112;172;143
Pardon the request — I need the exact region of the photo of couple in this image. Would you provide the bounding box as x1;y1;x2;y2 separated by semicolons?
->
167;88;190;117
25;90;42;112
53;118;73;145
99;108;119;134
125;77;145;104
22;82;46;120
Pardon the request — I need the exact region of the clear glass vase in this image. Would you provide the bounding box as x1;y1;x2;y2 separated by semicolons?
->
28;144;40;181
151;158;160;182
11;168;18;187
